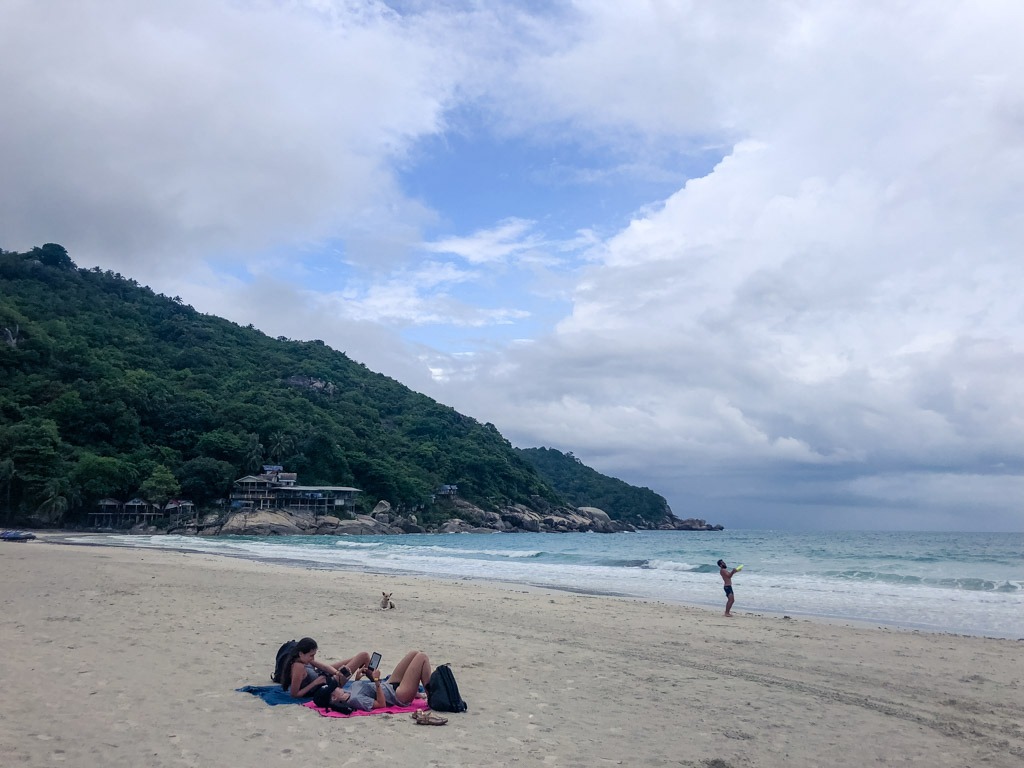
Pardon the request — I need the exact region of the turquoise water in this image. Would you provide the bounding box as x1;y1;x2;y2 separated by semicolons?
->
72;530;1024;639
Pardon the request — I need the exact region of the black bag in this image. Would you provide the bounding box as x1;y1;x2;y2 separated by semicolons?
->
427;663;467;712
272;639;298;683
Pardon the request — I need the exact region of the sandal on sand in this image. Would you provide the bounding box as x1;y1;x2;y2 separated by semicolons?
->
412;710;448;726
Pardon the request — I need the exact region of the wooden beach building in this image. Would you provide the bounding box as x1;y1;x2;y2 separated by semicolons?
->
229;467;359;516
88;497;168;529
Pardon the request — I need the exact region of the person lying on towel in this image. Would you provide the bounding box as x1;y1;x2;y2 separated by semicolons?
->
315;650;431;712
282;637;370;699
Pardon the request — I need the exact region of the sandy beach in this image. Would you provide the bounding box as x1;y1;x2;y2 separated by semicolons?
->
1;539;1021;768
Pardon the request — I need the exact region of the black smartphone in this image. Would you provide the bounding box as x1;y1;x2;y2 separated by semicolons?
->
368;652;381;672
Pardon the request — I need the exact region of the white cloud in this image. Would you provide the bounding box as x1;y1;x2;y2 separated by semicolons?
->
424;218;541;264
418;2;1024;530
2;1;1022;530
0;0;468;270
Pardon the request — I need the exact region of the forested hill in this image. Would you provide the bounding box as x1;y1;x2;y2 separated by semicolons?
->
0;244;684;530
515;447;673;527
0;244;557;526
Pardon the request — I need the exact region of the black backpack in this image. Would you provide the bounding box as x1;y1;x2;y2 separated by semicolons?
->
272;639;298;684
427;663;468;712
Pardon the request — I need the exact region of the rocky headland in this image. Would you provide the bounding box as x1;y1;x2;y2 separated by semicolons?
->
169;497;724;537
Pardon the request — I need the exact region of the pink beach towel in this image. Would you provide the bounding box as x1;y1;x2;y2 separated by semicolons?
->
304;699;430;718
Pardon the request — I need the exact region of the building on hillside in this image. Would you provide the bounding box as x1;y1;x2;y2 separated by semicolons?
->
89;497;171;529
89;498;122;528
165;499;196;526
229;469;360;516
436;484;459;496
165;499;195;514
260;466;297;486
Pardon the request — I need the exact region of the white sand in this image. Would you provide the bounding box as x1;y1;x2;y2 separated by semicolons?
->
1;540;1022;767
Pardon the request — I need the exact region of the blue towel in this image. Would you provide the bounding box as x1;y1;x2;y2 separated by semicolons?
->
238;677;413;707
237;685;309;706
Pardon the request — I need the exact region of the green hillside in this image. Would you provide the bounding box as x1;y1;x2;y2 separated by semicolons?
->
515;447;674;526
0;244;560;527
0;243;686;531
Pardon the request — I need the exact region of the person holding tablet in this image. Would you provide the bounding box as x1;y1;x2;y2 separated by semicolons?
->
318;649;432;711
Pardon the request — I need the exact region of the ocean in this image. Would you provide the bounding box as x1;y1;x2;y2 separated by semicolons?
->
68;529;1024;639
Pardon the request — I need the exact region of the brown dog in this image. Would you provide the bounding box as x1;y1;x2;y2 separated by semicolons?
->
380;591;395;610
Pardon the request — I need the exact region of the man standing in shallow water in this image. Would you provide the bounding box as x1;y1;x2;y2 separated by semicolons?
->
718;559;739;616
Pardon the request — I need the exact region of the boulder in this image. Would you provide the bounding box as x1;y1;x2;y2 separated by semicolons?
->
671;517;724;531
476;509;504;527
330;515;403;536
440;518;472;533
542;515;565;530
219;510;304;535
501;506;543;532
577;507;615;533
683;518;708;530
439;518;498;534
314;515;344;535
577;506;612;525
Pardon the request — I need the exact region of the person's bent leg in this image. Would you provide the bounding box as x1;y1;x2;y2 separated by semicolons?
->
395;652;431;704
337;651;370;673
725;595;734;616
388;650;421;684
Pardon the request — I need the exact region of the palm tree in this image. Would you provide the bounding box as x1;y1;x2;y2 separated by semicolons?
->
267;431;296;464
244;433;265;473
37;477;70;526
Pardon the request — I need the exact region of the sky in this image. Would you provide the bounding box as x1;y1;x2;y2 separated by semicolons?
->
2;1;1022;532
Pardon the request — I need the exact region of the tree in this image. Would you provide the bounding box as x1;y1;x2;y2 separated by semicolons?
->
267;431;296;463
0;458;14;525
195;429;247;463
32;243;74;269
175;457;235;506
5;419;64;514
71;454;137;502
243;433;265;472
36;476;74;526
139;465;180;512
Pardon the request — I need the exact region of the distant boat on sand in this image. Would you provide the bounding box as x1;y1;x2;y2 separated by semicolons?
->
1;530;36;542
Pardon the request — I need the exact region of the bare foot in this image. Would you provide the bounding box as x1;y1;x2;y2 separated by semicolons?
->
724;613;732;617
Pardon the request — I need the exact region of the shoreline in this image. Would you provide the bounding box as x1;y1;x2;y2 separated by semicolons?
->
3;541;1023;767
33;532;1021;641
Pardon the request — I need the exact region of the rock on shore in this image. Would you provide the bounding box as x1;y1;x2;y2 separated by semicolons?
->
172;498;723;537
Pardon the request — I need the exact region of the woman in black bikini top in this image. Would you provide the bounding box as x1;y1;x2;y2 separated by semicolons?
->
281;637;370;699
